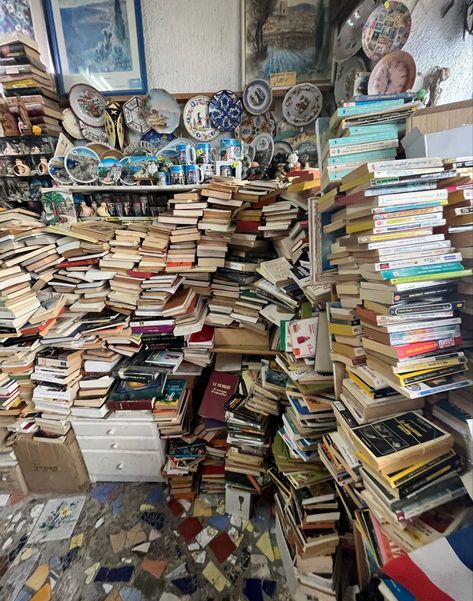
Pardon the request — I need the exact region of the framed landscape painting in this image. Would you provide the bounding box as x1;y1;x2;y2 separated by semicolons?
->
44;0;147;95
243;0;333;86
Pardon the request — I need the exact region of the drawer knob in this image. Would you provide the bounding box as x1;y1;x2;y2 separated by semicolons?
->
111;443;118;449
116;463;124;470
107;429;115;435
1;475;7;482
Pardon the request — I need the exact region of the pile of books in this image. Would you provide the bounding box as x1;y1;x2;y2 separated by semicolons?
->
0;32;61;135
319;93;421;191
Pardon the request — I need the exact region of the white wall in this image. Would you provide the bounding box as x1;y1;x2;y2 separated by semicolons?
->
140;0;473;103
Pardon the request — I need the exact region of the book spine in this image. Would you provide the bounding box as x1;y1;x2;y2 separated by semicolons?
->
390;269;471;285
381;261;464;279
327;147;397;166
329;139;398;156
353;93;416;102
394;335;462;359
371;199;445;212
408;378;473;398
346;123;402;136
399;365;465;385
394;283;458;302
387;326;461;345
376;254;462;271
337;99;404;117
329;131;398;146
359;227;433;243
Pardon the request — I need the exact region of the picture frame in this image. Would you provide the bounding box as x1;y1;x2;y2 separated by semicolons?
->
43;0;148;96
242;0;334;87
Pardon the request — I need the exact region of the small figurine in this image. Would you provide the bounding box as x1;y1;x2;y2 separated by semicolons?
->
275;162;286;181
96;201;110;217
37;157;48;175
90;201;98;216
79;201;93;217
426;67;451;107
287;151;300;171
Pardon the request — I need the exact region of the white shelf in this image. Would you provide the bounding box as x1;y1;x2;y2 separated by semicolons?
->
41;184;202;193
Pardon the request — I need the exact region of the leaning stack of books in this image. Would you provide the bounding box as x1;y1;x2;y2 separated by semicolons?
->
321;93;422;192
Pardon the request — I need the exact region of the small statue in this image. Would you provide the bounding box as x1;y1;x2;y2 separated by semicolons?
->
426;67;451;107
90;201;98;216
275;162;286;181
79;201;93;217
287;151;300;171
96;201;110;217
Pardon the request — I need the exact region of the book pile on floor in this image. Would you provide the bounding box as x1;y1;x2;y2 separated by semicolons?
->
320;93;421;192
0;32;61;135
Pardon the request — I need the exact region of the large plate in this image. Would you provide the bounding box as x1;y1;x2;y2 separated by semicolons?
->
362;1;411;62
334;56;367;105
251;133;274;166
242;79;273;115
334;0;378;62
61;108;82;139
209;90;243;132
282;84;323;127
235;111;276;143
69;84;106;128
65;146;99;184
183;95;219;141
144;88;180;134
123;96;150;135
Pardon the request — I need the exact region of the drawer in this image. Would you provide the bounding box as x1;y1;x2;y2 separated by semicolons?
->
77;435;158;451
72;420;157;439
0;464;28;494
82;449;165;481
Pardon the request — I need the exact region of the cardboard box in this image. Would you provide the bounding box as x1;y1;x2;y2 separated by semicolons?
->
406;100;473;135
402;125;473;159
214;327;269;349
14;429;90;494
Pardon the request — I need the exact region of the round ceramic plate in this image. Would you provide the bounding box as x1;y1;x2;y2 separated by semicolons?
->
368;50;417;95
282;84;323;127
104;111;116;148
79;121;108;145
48;156;73;185
334;55;367;105
116;113;125;149
144;88;180;134
209;90;243;131
98;157;122;185
69;83;106;127
183;95;219;141
243;79;273;115
65;146;99;184
362;1;411;62
140;129;176;150
119;155;158;186
235;110;276;143
334;0;378;62
123;96;149;134
251;133;274;166
273;140;293;157
61;108;82;139
293;133;318;164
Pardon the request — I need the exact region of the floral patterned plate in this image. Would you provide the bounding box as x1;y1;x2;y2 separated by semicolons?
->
209;90;243;132
282;84;323;127
69;83;106;128
235;111;276;143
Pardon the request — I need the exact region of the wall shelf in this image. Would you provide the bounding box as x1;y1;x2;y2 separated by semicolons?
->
40;184;202;193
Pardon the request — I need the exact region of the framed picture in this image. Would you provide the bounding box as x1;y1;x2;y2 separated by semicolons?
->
43;0;147;96
242;0;334;86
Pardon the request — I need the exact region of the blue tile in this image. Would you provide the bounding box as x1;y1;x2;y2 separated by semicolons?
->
262;580;277;598
90;483;119;504
243;578;264;601
209;515;230;531
8;535;27;562
62;547;80;569
94;566;134;582
140;512;165;530
14;589;32;601
111;495;124;517
147;484;165;504
119;586;143;601
172;576;198;594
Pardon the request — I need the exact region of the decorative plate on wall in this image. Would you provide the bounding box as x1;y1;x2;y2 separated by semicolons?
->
242;79;273;115
79;121;108;145
367;50;417;95
235;111;276;143
334;55;367;105
104;112;116;148
251;133;274;166
362;1;411;62
98;157;122;185
65;146;100;184
334;0;378;62
61;108;82;140
282;84;323;127
123;96;150;135
209;90;243;131
183;95;219;141
69;83;106;128
48;156;73;185
144;89;180;134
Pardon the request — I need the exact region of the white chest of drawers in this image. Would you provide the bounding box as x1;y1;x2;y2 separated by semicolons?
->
71;413;166;483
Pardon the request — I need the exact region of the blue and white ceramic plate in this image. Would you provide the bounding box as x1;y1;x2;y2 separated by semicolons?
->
243;79;273;115
209;90;243;132
140;129;176;150
235;110;276;143
251;133;274;166
120;156;159;186
123;96;150;135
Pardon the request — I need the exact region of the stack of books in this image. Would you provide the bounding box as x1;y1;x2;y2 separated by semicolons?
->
163;437;207;500
320;94;421;191
0;32;60;135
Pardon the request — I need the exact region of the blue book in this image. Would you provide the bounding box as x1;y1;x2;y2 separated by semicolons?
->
372;200;445;213
336;99;404;118
327;147;397;166
354;92;416;102
381;577;416;601
381;262;464;280
346;123;403;136
329;130;398;147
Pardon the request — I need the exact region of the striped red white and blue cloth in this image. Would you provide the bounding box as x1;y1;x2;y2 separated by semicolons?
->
382;524;473;601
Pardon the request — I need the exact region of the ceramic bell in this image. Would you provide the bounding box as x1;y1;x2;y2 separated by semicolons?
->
96;201;110;217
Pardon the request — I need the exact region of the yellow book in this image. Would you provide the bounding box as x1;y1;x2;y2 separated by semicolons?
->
287;180;321;193
358;227;432;243
328;322;362;336
390;269;472;285
347;371;376;397
392;355;465;375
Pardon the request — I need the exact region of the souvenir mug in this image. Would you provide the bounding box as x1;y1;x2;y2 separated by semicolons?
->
184;164;204;185
219;138;241;161
170;164;185;185
176;143;196;165
199;163;214;180
37;157;48;175
195;143;216;164
157;171;170;185
13;159;30;176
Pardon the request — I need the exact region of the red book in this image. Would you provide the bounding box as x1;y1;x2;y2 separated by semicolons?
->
127;270;155;278
394;336;462;359
57;259;99;268
198;370;239;422
187;325;214;345
236;221;260;233
20;308;65;336
201;465;225;476
106;399;154;411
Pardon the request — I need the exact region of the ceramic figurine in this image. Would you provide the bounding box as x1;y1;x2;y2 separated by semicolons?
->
13;159;31;176
3;142;17;155
37;157;48;175
96;201;110;217
275;163;286;181
426;66;451;106
79;201;93;217
287;151;300;171
91;201;98;216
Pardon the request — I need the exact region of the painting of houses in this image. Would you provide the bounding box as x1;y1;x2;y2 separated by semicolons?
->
244;0;333;84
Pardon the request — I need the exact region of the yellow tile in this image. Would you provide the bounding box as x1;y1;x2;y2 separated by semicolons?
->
256;532;275;561
25;564;49;592
30;583;51;601
202;561;228;592
70;533;84;549
273;545;281;561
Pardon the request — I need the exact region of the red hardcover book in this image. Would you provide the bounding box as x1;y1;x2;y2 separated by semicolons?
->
198;370;239;422
127;270;155;278
201;465;225;476
57;259;99;268
106;398;155;411
236;221;260;233
187;325;214;345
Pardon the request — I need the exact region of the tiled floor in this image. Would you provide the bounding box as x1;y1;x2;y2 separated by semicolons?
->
0;483;290;601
